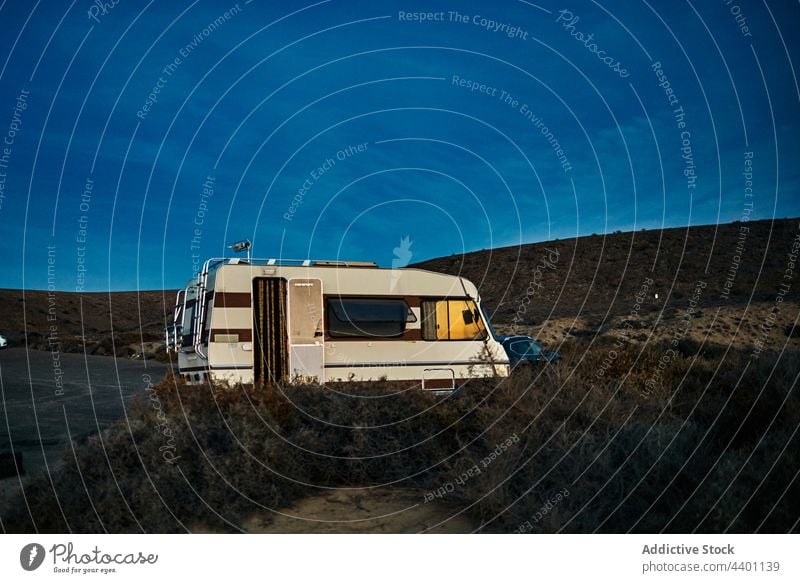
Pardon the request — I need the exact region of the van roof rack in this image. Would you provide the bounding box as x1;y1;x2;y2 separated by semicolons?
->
225;257;378;268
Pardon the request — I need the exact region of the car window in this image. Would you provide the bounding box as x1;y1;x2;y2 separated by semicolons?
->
509;341;522;355
510;340;540;356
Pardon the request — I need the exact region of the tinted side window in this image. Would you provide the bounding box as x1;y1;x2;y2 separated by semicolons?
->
510;340;540;357
327;298;410;338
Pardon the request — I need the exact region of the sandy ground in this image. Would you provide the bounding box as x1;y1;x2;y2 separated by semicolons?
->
219;488;477;533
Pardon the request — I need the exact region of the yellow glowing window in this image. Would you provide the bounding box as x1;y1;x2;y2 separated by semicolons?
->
421;299;487;341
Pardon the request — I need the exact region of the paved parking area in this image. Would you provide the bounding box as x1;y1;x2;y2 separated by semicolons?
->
0;348;169;489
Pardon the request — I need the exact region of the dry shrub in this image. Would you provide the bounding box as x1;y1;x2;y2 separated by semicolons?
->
439;343;799;533
2;343;798;533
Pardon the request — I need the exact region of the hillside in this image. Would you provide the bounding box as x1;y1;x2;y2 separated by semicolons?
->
2;219;799;534
1;218;798;358
0;289;176;359
414;218;800;350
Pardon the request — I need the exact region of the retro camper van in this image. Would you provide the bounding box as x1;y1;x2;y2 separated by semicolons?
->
166;255;510;390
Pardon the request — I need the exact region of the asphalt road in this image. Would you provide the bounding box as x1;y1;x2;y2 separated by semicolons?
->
0;347;169;485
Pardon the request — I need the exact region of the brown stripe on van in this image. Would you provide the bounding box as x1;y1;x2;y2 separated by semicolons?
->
323;328;423;342
423;378;465;389
214;292;252;307
323;293;421;307
404;296;421;308
210;328;253;342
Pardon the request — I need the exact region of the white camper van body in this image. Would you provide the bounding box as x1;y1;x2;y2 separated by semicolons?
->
166;257;509;390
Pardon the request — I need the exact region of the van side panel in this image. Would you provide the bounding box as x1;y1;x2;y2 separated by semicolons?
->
183;263;510;385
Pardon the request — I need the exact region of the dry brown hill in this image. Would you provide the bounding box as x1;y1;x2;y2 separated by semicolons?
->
413;218;800;350
0;289;176;359
2;218;797;358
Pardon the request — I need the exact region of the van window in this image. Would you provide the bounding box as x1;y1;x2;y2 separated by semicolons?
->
289;279;323;344
201;293;213;343
421;299;487;341
181;299;196;346
327;297;412;338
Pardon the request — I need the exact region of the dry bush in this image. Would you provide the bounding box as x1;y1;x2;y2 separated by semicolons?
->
438;342;799;533
2;343;798;533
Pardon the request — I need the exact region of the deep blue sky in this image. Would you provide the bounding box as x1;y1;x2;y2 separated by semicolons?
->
0;0;798;291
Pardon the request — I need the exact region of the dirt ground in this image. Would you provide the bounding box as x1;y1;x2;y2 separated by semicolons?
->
515;299;800;352
202;488;478;533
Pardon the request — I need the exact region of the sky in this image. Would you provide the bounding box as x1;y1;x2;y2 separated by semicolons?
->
0;0;798;291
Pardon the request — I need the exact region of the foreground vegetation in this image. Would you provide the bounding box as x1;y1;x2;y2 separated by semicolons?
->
3;338;798;533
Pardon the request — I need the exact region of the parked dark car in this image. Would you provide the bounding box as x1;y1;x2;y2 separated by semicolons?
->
498;335;559;366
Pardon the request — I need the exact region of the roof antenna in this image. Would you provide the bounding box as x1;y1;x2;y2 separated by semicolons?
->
228;239;251;261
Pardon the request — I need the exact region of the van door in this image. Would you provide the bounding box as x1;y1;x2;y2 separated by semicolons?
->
287;278;324;383
253;277;288;385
